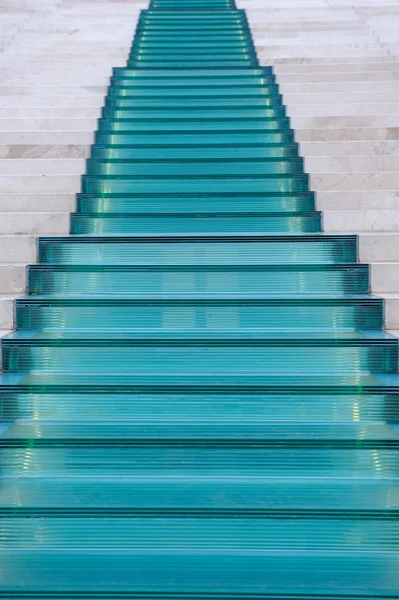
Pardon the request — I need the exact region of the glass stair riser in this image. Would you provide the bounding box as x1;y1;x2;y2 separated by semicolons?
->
95;133;295;146
97;119;290;132
16;298;382;331
3;517;399;551
131;42;253;50
28;265;368;295
107;87;279;98
3;389;398;422
113;69;273;76
105;97;284;107
1;478;398;512
38;237;358;265
150;1;237;7
130;52;257;61
137;21;248;29
70;213;321;234
0;553;398;597
76;194;315;213
82;177;309;195
102;108;286;119
6;420;399;441
128;61;259;68
85;159;303;176
3;337;397;374
2;445;399;479
130;50;257;58
131;35;253;43
90;146;298;161
109;83;279;94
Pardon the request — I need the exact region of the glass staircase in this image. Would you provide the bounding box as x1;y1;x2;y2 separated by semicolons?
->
1;0;399;597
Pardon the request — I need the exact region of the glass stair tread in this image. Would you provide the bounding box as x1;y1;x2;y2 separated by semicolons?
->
106;98;283;107
1;371;398;390
19;294;378;301
77;195;315;212
1;478;398;512
3;390;398;423
128;62;260;68
3;516;399;554
90;146;298;160
6;330;395;342
97;118;288;129
70;214;321;234
85;159;303;176
113;68;271;77
82;177;308;195
3;420;399;442
1;553;399;597
38;234;357;265
102;109;286;119
19;293;380;331
95;134;295;147
107;89;279;98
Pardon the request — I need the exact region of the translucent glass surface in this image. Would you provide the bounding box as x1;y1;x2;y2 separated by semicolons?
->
1;0;399;596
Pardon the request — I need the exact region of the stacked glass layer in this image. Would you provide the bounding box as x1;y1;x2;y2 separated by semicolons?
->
0;0;399;597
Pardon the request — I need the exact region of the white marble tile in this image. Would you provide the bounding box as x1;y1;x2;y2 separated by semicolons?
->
359;234;399;262
0;175;81;193
306;156;399;172
0;158;86;174
0;265;26;293
0;212;70;234
323;210;399;232
0;235;36;263
311;172;399;191
0;193;76;212
316;191;399;211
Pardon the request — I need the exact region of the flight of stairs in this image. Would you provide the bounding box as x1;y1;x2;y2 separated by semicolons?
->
1;0;399;596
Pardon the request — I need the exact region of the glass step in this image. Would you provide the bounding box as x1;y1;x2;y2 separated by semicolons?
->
97;119;290;132
0;478;398;512
85;158;303;176
148;2;238;9
2;330;397;374
113;68;272;77
37;235;358;265
1;551;399;596
105;96;283;107
28;264;367;295
4;420;399;441
133;33;252;40
2;382;398;423
16;295;381;330
70;212;320;234
90;145;298;161
108;88;279;99
82;176;308;195
128;61;259;68
95;132;295;146
102;107;286;119
110;81;277;91
77;193;315;215
2;440;399;479
131;48;256;55
76;193;314;213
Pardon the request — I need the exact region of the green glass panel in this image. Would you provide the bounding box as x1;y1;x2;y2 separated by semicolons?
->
76;192;314;212
17;296;381;331
85;158;303;175
27;264;368;295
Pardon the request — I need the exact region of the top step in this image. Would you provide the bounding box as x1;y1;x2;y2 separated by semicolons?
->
148;2;238;12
